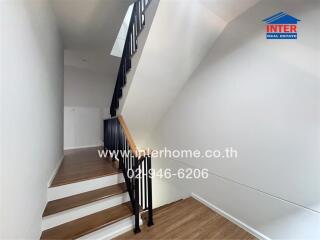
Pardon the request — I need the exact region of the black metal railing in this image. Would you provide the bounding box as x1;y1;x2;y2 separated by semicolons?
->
104;117;153;233
110;0;151;117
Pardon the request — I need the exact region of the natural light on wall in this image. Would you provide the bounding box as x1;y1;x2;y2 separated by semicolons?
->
110;3;134;57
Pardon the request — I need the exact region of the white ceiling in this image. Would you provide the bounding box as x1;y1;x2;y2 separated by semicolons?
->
199;0;260;22
51;0;134;50
51;0;260;76
64;49;120;76
51;0;134;76
51;0;260;114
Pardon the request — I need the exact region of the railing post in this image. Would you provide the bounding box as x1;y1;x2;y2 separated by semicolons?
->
147;155;154;226
134;157;141;233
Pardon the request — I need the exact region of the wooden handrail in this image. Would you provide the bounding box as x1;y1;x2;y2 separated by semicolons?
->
117;115;139;157
117;115;152;159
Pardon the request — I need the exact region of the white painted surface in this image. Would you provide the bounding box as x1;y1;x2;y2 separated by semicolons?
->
51;0;133;51
77;215;143;240
111;4;134;57
42;192;130;230
122;0;256;147
199;0;259;22
1;0;63;238
64;106;103;149
117;0;160;115
57;0;134;150
142;0;320;238
51;0;132;95
191;193;270;240
64;50;120;77
63;50;118;149
48;174;124;201
48;156;64;187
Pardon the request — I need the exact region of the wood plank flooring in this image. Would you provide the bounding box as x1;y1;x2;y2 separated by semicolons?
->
43;183;127;217
115;198;256;240
51;147;120;187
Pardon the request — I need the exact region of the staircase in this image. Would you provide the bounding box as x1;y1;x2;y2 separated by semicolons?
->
41;0;154;238
40;117;153;239
41;115;153;239
40;147;143;239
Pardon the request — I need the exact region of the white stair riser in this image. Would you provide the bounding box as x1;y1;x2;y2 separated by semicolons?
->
48;174;124;201
77;215;143;240
42;192;130;230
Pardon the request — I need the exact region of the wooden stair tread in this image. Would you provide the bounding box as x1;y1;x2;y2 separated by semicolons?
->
43;183;127;217
50;147;120;187
41;202;133;239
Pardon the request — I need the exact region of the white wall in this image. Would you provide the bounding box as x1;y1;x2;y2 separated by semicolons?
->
63;0;160;150
63;50;117;149
122;0;227;146
1;0;64;238
146;0;320;238
117;0;160;115
64;106;102;149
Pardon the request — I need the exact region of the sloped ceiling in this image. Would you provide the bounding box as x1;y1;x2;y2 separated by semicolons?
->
199;0;260;22
121;0;260;147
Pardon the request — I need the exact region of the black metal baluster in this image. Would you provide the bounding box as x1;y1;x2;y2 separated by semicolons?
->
125;140;128;170
130;151;133;194
144;158;147;210
134;157;141;233
138;1;142;32
119;126;124;170
140;159;143;209
147;156;153;226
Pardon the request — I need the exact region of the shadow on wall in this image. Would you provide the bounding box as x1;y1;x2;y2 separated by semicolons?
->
145;0;320;238
24;0;62;69
203;0;319;68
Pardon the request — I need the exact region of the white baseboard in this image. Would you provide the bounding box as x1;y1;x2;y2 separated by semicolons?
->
64;143;103;150
48;155;64;187
191;193;270;240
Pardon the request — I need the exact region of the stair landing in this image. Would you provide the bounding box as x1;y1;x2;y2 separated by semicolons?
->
51;147;120;187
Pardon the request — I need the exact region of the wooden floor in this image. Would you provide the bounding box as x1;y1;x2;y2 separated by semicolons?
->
50;147;120;187
115;198;256;240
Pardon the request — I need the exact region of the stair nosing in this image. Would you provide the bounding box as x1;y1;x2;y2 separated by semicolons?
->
40;202;133;240
72;212;132;239
43;183;127;217
49;170;122;188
